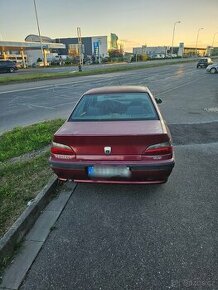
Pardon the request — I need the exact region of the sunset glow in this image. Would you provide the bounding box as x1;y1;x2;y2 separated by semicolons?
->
0;0;217;52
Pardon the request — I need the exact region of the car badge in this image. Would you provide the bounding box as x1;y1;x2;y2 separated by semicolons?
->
104;146;111;155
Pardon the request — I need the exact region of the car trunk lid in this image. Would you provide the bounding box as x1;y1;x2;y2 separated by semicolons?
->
53;121;169;159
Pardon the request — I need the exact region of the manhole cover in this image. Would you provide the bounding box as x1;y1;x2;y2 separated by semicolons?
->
204;107;218;113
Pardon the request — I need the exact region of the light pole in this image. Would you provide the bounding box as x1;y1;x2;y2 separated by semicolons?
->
33;0;45;65
210;32;218;56
195;27;204;57
171;21;181;58
212;32;218;47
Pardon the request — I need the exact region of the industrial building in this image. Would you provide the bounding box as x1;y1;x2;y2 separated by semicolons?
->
133;43;208;58
55;33;119;62
55;36;108;62
133;46;170;58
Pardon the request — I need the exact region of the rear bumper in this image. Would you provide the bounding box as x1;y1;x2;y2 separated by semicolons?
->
49;159;175;184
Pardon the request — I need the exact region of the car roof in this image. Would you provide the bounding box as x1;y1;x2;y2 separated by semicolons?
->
84;86;150;95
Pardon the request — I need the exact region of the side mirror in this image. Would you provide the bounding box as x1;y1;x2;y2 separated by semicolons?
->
155;98;162;104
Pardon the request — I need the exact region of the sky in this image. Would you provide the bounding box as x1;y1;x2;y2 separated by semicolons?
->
0;0;218;52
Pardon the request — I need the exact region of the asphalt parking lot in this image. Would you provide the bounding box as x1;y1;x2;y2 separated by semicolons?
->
19;143;218;289
0;62;217;289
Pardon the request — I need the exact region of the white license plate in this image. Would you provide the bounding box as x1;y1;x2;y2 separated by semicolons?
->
88;165;131;178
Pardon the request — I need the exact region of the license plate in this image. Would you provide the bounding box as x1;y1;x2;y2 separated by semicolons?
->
88;165;131;178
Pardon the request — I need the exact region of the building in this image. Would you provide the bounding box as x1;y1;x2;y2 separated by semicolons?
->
0;36;65;66
210;47;218;56
133;43;207;58
55;33;119;61
109;33;119;50
25;35;53;43
24;34;66;65
133;45;170;58
55;36;109;62
133;46;146;55
206;46;218;56
0;33;120;66
178;43;206;57
145;46;170;58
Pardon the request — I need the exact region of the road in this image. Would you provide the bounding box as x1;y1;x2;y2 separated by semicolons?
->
0;62;218;133
1;62;218;289
0;58;195;78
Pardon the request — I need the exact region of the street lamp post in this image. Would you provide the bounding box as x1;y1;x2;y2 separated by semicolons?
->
33;0;45;66
171;21;181;58
195;28;204;57
210;32;218;56
212;32;218;47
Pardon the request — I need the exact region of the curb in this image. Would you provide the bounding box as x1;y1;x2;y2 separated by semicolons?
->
0;176;58;269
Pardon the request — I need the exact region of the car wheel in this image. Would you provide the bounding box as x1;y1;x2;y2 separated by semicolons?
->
9;67;15;73
196;65;199;69
210;68;217;74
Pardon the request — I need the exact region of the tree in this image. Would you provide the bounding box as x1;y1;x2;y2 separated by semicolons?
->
108;49;123;58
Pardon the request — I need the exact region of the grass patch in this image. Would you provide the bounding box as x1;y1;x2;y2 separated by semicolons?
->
0;119;64;162
0;151;53;237
0;59;196;85
0;120;65;265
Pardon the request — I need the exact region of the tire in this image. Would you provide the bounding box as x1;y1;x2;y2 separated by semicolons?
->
210;68;217;74
9;67;15;73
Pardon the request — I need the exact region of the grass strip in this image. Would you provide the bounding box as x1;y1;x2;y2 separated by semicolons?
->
0;151;53;237
0;59;196;85
0;119;64;162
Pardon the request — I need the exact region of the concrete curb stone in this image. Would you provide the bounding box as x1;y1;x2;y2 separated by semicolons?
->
0;176;58;269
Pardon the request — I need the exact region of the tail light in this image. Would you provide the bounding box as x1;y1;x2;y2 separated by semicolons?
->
144;142;173;156
51;142;75;159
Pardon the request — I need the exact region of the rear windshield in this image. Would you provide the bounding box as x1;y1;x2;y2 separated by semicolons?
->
199;58;211;63
69;93;159;121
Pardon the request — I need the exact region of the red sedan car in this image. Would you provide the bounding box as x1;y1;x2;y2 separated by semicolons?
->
50;86;175;184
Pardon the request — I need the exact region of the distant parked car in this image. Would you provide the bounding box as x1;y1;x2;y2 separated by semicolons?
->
49;86;175;184
196;57;213;68
0;60;18;73
32;61;50;67
206;63;218;74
